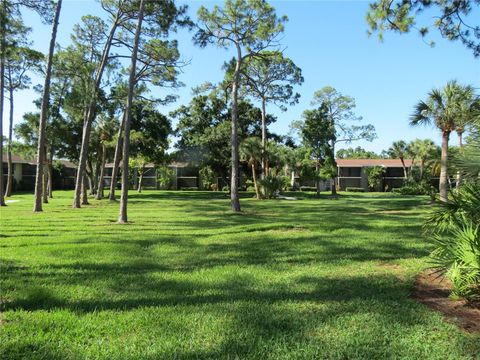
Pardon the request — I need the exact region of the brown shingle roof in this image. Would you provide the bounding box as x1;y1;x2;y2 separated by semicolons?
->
336;159;413;167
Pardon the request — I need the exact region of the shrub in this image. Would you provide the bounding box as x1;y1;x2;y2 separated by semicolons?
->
157;166;175;190
364;166;385;191
199;166;216;190
425;182;480;300
259;175;286;199
179;187;199;191
345;187;365;192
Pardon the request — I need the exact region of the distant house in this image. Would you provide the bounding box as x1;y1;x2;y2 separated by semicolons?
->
2;154;77;191
336;158;413;191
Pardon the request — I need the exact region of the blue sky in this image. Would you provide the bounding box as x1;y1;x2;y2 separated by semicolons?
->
9;0;479;153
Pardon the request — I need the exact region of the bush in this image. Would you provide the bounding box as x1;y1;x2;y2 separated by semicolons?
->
345;187;365;192
179;187;199;191
199;166;216;190
259;175;286;199
425;182;480;300
157;166;175;190
391;180;437;197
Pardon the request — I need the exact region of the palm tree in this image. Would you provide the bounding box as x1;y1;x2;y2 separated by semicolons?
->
388;140;408;179
410;81;474;202
240;137;262;199
408;139;437;179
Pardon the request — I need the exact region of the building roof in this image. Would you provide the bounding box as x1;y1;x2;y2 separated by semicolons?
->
2;154;76;168
2;154;35;164
336;158;413;167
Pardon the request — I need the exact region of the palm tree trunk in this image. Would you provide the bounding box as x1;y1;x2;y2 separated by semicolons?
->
33;0;62;212
95;143;106;200
439;130;450;202
420;159;425;179
229;44;242;213
400;157;407;179
109;122;123;201
456;131;463;188
118;0;145;223
252;164;260;199
5;78;13;197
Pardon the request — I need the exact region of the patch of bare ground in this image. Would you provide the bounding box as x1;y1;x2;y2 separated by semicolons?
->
412;270;480;332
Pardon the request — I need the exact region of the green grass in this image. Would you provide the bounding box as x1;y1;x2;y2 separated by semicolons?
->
0;190;479;359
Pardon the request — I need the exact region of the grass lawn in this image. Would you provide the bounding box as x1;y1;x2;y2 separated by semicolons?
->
0;190;479;359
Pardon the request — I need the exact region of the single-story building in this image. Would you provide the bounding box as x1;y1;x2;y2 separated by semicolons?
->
336;158;413;191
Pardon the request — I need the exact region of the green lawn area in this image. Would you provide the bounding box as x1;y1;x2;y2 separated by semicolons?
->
0;191;479;359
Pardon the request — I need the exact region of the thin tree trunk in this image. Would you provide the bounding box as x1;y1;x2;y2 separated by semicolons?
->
73;13;120;208
252;164;260;199
33;0;62;212
261;97;266;179
118;0;145;223
95;143;106;200
137;164;144;193
109;127;123;200
315;160;320;197
42;160;48;204
330;140;337;196
230;44;242;213
456;131;463;188
6;78;13;196
400;158;407;179
439;130;450;202
86;160;95;195
291;169;295;187
48;150;53;198
420;159;425;179
0;0;7;206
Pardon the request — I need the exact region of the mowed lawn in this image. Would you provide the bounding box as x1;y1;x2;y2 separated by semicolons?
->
0;191;479;359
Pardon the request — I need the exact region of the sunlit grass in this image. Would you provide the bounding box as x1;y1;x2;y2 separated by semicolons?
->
0;191;478;359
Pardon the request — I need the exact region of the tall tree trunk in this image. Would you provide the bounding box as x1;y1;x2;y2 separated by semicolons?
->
137;164;145;193
5;77;13;196
42;159;48;204
315;160;320;197
229;44;242;213
109;126;123;200
95;143;106;200
33;0;62;212
439;130;450;202
0;0;7;206
456;131;463;188
330;139;337;196
86;160;95;195
73;14;120;208
261;97;266;179
118;0;145;223
252;163;260;199
48;150;53;198
81;173;89;205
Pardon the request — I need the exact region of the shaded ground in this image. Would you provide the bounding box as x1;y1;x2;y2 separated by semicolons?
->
1;191;479;360
412;270;480;333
